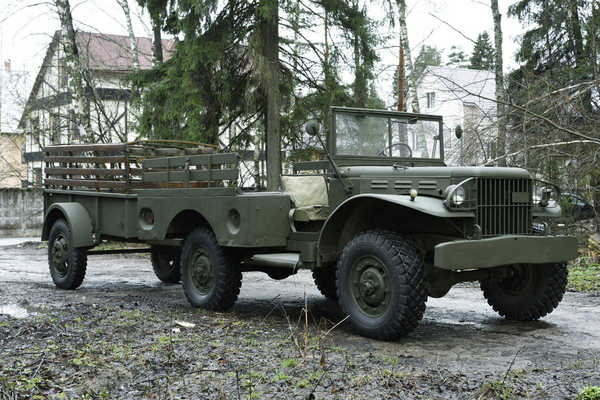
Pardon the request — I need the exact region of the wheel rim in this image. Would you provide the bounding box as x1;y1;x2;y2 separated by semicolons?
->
51;233;69;277
190;249;214;295
350;255;391;317
499;264;534;295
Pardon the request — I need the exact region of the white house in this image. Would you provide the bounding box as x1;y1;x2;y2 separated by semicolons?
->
414;66;497;166
0;60;31;187
19;31;174;186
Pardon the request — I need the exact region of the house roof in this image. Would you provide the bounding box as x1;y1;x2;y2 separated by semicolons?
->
19;31;175;128
419;66;496;114
76;31;175;71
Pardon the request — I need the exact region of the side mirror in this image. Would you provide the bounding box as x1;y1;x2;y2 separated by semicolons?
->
455;125;463;139
305;120;321;137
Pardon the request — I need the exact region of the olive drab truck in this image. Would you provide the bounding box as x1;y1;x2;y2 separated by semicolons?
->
42;107;578;340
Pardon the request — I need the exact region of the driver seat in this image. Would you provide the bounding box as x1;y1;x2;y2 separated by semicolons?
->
281;175;330;224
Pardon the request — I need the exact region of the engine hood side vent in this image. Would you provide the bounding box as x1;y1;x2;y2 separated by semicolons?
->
370;179;389;190
418;180;438;190
394;180;412;190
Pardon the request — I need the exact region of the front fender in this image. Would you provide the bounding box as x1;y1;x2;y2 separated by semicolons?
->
43;203;94;248
317;194;473;264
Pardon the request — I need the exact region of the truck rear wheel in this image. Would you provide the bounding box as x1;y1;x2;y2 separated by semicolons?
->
313;267;338;300
181;227;242;311
48;219;87;290
480;263;568;320
151;246;181;283
336;231;427;340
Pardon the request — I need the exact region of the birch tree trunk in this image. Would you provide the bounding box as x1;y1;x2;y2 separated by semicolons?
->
256;0;281;191
55;0;93;140
397;0;427;156
491;0;506;166
117;0;140;69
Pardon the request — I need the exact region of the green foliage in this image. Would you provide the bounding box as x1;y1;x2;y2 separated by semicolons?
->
281;358;298;368
446;45;469;68
414;45;442;79
131;0;382;154
130;1;257;144
576;386;600;400
480;380;515;400
470;31;494;70
568;257;600;294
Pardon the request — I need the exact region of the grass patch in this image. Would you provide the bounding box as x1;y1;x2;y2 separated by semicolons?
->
568;257;600;294
576;386;600;400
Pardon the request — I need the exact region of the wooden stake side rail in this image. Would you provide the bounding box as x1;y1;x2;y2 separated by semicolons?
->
43;142;239;193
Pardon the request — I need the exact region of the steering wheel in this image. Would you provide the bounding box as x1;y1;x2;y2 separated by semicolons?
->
377;142;413;157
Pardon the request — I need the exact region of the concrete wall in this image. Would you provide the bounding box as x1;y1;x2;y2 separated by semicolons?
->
0;188;43;237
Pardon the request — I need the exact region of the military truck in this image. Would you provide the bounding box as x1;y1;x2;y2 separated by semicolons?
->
42;106;578;340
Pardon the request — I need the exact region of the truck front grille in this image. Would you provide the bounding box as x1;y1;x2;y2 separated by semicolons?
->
476;178;532;236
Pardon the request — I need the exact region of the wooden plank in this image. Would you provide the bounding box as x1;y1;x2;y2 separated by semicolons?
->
142;168;239;183
45;167;143;176
44;143;129;153
44;156;127;163
44;178;129;189
142;153;239;169
46;168;127;176
128;147;214;157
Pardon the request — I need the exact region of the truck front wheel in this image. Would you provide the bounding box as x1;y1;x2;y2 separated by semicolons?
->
181;227;242;311
151;246;181;283
336;231;427;340
480;263;568;320
48;219;87;290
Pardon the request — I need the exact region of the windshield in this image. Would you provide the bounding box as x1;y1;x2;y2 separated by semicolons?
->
334;112;442;159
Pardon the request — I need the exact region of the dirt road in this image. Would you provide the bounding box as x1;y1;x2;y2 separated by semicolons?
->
0;243;598;399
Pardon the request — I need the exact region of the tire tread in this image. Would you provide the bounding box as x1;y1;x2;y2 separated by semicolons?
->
336;230;427;340
481;263;568;321
182;227;242;311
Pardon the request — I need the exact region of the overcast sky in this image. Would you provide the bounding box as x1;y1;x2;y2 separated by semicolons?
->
0;0;524;106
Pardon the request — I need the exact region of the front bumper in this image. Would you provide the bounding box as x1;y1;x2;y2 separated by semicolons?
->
434;235;578;270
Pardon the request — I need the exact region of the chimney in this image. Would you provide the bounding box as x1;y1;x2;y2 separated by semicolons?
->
4;59;11;71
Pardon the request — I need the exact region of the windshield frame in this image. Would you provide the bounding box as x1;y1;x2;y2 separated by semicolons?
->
329;106;444;165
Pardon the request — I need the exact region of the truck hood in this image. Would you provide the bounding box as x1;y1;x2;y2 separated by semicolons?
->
342;166;532;180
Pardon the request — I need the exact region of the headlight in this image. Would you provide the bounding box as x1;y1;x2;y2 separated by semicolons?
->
451;186;465;206
444;179;476;210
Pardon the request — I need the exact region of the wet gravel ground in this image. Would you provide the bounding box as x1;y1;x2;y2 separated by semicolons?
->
0;243;599;399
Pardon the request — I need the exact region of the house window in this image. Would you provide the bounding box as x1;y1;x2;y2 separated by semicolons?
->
34;168;42;186
426;92;436;109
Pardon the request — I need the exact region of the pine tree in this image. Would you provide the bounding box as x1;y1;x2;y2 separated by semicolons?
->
446;46;469;68
470;31;494;70
413;45;442;80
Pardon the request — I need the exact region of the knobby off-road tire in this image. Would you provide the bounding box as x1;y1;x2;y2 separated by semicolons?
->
336;230;427;340
48;219;87;290
151;246;181;283
313;267;338;300
480;263;568;321
181;227;242;311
